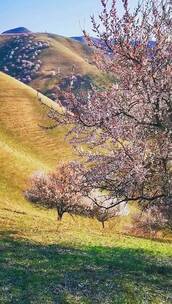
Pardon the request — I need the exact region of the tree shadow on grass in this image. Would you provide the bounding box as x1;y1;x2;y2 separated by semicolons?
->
0;231;171;304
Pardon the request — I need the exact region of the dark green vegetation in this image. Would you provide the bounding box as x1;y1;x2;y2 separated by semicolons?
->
0;230;172;304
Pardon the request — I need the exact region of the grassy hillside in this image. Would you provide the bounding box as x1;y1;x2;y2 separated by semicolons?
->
0;72;73;210
0;72;171;304
30;33;100;91
0;33;104;94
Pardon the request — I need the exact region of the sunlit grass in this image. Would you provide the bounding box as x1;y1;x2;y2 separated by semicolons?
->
0;72;73;210
0;72;171;304
0;212;172;304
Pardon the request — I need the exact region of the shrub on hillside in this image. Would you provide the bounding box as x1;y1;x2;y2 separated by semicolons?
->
125;205;170;238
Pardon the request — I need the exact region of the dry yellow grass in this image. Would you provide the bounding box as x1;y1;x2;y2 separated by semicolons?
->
0;35;171;304
0;72;73;213
29;33;100;91
0;72;132;243
0;73;172;304
0;33;107;96
36;34;97;74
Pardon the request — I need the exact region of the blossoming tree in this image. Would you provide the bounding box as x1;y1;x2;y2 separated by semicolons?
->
46;0;172;224
25;162;86;220
25;162;122;227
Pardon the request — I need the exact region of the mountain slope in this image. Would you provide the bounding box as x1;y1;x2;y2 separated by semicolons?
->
0;72;73;212
0;33;101;96
0;72;117;244
0;75;171;304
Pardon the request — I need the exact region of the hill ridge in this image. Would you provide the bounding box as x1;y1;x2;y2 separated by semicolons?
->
2;27;31;35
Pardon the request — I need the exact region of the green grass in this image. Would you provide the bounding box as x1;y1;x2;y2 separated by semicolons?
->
0;229;171;304
0;198;172;304
0;73;172;304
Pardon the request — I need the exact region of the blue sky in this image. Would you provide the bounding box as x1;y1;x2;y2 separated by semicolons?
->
0;0;138;37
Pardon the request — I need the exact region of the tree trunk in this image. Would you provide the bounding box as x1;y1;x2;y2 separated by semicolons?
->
57;208;64;221
168;143;172;191
102;221;105;229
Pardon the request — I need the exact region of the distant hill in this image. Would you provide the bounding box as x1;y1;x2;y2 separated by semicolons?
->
71;36;101;45
2;27;32;35
0;32;105;99
71;36;86;43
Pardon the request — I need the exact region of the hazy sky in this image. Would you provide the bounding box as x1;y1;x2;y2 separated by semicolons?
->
0;0;138;37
